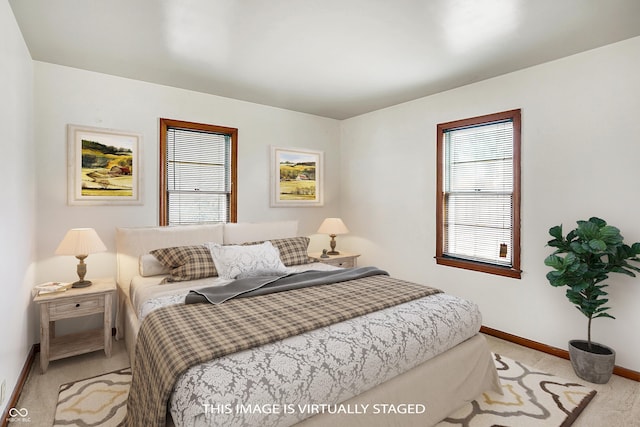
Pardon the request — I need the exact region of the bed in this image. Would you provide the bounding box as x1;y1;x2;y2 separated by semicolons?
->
115;221;500;427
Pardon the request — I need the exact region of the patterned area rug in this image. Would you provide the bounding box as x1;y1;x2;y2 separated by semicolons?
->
54;367;131;426
53;355;596;427
437;353;597;427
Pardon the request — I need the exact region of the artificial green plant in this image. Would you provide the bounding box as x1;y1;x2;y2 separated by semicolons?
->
544;217;640;350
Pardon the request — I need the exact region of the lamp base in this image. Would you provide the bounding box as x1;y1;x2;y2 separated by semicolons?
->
72;280;92;288
327;234;340;256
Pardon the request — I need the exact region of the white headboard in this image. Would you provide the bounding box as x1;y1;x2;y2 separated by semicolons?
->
115;220;299;292
223;220;299;244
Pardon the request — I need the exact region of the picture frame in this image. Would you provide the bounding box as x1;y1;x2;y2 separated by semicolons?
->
270;146;324;207
67;124;143;205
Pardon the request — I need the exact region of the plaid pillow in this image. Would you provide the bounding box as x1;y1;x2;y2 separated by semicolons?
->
150;245;217;282
244;237;311;266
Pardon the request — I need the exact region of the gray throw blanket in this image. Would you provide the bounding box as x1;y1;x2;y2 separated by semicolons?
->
185;266;389;304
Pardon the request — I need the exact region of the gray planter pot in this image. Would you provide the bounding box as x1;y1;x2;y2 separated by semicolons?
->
568;340;615;384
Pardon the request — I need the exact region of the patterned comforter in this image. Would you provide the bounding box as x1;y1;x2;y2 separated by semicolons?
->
127;270;482;427
170;292;481;427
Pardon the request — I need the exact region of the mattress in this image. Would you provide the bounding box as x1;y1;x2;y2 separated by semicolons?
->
129;265;482;427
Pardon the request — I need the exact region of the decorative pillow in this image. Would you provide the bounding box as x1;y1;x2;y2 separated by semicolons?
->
139;253;171;277
207;241;288;279
150;245;217;282
243;237;311;266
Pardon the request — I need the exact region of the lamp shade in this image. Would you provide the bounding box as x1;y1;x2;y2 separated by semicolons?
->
317;218;349;235
55;228;107;256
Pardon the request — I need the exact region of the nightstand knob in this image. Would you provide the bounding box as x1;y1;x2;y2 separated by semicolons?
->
76;303;80;308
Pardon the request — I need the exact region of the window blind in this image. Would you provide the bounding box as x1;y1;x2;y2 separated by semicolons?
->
443;120;514;266
165;127;231;225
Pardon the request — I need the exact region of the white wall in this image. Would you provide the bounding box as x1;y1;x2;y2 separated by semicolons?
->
0;0;36;413
33;62;341;332
340;36;640;371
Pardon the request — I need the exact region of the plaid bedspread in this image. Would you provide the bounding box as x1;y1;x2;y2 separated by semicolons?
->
124;274;442;426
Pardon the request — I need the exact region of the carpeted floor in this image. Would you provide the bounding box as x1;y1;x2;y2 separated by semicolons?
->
53;353;596;427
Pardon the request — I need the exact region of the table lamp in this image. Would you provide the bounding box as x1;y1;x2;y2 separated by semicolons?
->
55;228;107;288
317;218;349;255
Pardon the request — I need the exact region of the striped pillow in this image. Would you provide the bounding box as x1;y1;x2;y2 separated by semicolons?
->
244;237;311;266
150;245;217;282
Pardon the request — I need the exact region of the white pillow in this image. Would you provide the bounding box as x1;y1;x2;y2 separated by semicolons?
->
207;241;288;279
139;253;170;277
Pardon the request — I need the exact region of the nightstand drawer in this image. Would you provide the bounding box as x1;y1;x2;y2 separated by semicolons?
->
308;252;360;268
324;258;356;268
49;295;104;321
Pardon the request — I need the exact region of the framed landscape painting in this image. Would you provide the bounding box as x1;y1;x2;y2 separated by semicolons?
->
67;124;142;205
270;146;324;207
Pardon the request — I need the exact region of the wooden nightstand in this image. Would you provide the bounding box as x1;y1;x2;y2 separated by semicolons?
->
34;278;116;373
309;252;360;268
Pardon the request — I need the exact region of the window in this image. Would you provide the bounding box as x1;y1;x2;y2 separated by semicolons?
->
159;118;237;226
436;109;521;278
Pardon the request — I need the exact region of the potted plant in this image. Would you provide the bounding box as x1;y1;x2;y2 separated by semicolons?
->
544;217;640;383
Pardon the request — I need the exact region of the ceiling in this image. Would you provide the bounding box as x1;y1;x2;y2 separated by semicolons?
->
9;0;640;119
